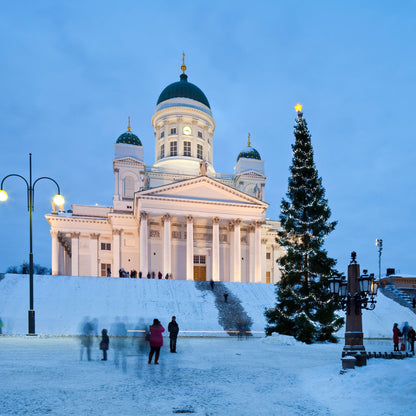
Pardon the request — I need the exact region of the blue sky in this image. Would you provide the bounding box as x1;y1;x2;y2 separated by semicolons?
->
1;1;415;276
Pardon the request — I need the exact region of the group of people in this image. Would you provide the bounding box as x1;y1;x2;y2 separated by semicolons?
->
98;316;179;364
116;269;171;279
393;322;415;353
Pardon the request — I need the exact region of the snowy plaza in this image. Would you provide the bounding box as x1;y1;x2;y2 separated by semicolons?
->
0;335;415;416
1;275;416;415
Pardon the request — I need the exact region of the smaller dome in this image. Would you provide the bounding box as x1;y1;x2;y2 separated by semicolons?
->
237;146;261;161
116;118;142;146
116;132;142;146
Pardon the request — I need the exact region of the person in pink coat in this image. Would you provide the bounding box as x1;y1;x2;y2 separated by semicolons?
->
148;318;165;364
393;323;402;352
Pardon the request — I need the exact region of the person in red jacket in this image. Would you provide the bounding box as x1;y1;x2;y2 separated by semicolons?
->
148;319;165;364
393;323;402;352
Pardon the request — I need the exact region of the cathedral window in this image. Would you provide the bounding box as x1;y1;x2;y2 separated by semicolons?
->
124;176;135;197
101;263;111;277
197;131;203;138
101;243;111;250
266;252;271;260
170;141;177;156
160;131;165;138
170;127;177;135
184;141;191;156
160;144;165;159
197;144;203;159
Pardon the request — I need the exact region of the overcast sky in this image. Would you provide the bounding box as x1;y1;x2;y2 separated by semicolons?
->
1;1;415;277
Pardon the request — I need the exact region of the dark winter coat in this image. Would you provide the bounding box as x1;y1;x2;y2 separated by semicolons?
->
100;334;109;350
408;328;415;343
149;324;165;347
393;326;402;343
168;321;179;338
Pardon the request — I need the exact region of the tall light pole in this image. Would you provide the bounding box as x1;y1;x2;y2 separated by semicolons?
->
376;239;383;281
0;153;64;335
329;252;378;369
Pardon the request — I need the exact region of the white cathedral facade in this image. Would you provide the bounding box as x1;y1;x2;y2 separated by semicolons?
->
46;61;283;283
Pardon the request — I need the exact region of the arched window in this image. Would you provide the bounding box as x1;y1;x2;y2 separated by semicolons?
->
197;144;203;159
170;141;177;156
124;176;135;198
184;141;191;156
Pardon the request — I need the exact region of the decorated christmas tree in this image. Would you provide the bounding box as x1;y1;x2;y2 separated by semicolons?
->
265;104;344;343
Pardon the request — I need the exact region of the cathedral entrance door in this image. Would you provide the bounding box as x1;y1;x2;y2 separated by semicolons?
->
193;255;206;281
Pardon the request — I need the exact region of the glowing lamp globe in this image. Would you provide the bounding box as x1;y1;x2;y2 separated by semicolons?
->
0;189;8;201
53;194;65;206
295;103;303;112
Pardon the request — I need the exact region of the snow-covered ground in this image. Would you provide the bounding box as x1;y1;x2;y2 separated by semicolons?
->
0;335;415;415
0;274;415;338
1;274;416;414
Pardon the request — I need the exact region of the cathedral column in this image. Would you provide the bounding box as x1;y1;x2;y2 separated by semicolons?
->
212;217;220;281
254;221;262;283
114;168;120;201
51;230;59;276
186;215;194;281
139;212;148;276
163;214;171;277
58;239;64;275
233;219;242;282
71;232;80;276
228;222;234;282
248;224;255;283
112;229;121;277
90;233;100;277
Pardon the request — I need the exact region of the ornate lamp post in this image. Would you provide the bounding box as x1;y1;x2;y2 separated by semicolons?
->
328;252;378;369
375;238;383;281
0;153;64;335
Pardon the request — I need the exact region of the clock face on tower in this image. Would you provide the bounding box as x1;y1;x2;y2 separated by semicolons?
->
183;126;192;135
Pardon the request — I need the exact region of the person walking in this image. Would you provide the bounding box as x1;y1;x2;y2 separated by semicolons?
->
393;323;402;352
408;326;415;354
224;293;228;303
168;316;179;353
148;319;165;364
99;329;109;361
402;322;410;351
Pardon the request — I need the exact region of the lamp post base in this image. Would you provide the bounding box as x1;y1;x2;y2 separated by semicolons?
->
28;310;36;335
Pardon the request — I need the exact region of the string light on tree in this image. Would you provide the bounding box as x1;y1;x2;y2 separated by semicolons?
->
265;105;343;344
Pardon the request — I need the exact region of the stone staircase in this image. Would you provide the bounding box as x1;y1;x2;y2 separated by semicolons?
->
195;281;253;336
381;286;416;312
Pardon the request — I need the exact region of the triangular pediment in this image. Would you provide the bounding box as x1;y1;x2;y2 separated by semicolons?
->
235;170;266;179
114;156;144;164
137;176;268;207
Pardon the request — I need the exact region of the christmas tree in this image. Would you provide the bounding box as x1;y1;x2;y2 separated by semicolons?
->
265;104;344;343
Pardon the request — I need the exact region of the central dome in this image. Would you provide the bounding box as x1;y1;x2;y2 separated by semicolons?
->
157;73;210;109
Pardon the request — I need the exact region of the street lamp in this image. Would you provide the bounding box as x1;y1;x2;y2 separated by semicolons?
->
0;153;64;335
329;252;378;368
375;238;383;281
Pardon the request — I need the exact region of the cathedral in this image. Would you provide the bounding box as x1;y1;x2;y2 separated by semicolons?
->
46;58;282;283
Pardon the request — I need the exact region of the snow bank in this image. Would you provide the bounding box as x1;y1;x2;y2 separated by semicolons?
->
0;274;275;336
261;332;303;345
0;274;414;337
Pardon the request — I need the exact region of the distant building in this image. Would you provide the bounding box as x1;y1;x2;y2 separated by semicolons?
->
380;270;416;290
46;60;282;283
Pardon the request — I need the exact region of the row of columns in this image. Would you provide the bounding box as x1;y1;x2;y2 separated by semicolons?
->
51;214;263;281
139;212;263;282
52;230;121;278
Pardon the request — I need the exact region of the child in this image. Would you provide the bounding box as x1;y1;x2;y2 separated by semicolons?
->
100;329;109;361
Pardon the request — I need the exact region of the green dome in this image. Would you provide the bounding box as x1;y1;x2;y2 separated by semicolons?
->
116;131;142;146
237;146;261;161
157;73;210;109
